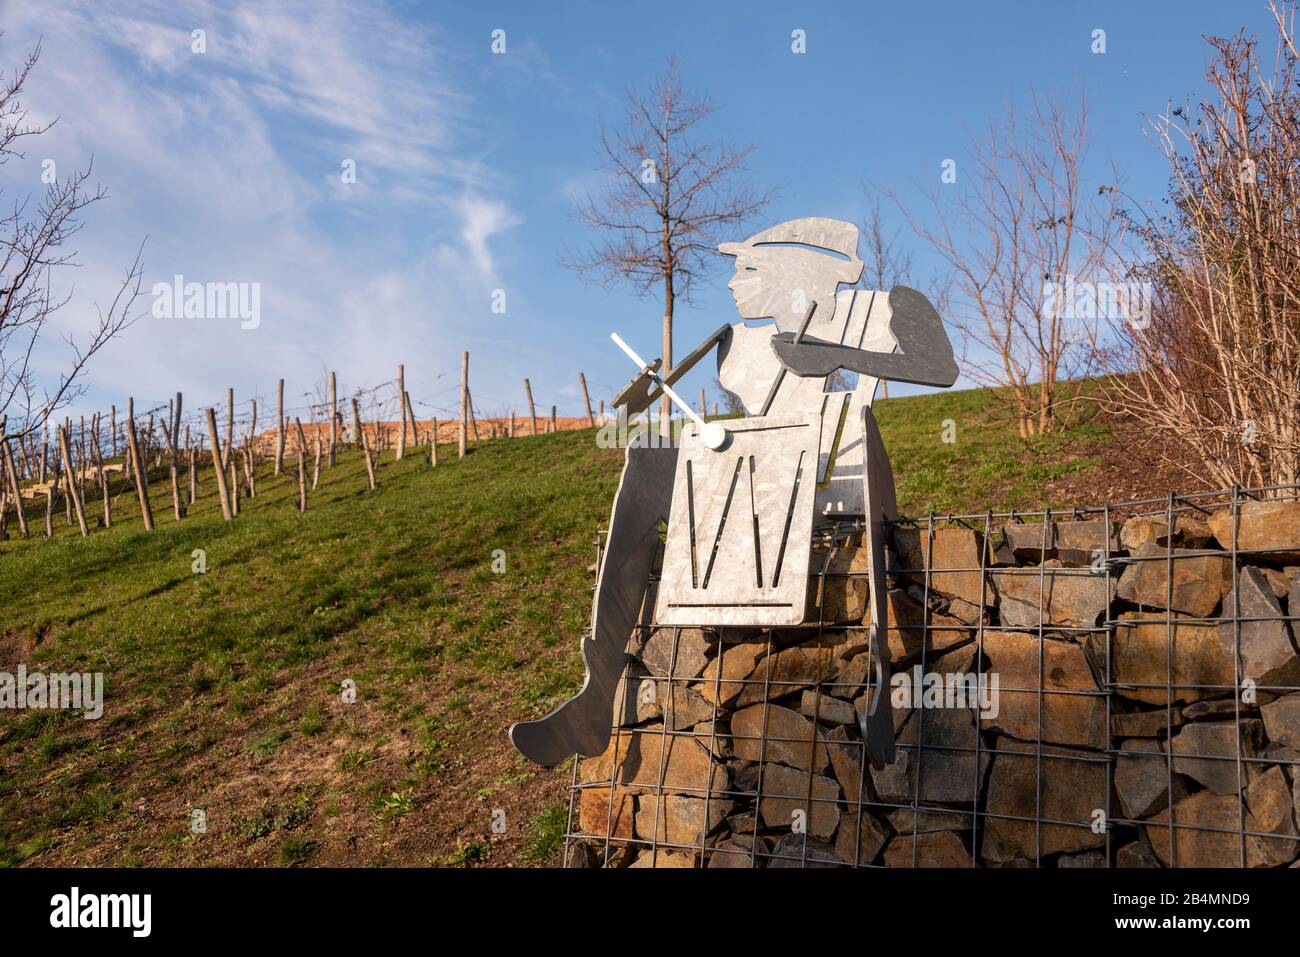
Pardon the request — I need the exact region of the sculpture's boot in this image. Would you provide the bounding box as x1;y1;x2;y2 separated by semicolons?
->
509;441;678;767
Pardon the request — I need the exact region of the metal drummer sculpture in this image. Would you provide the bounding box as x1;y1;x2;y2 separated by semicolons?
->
509;217;958;770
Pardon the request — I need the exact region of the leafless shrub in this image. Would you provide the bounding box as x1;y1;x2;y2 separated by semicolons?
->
897;91;1121;436
1098;2;1300;490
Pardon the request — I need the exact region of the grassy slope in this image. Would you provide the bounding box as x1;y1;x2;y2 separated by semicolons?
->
0;386;1107;867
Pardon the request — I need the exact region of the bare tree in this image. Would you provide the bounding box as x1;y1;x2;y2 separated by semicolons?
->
566;60;770;435
1099;2;1300;490
0;40;144;445
898;91;1121;436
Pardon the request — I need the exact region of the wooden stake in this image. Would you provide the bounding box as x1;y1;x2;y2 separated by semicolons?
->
580;372;596;427
311;434;321;490
294;418;308;511
223;387;234;469
429;417;438;467
396;363;406;460
229;456;240;516
524;378;537;436
167;392;183;520
1;425;28;538
328;371;337;467
459;352;469;458
44;454;57;538
110;404;117;459
187;426;197;505
351;398;377;490
204;408;232;521
58;425;89;536
275;378;285;476
551;405;557;433
125;398;155;531
403;391;417;449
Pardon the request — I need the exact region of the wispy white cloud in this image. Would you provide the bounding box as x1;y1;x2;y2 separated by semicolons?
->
0;0;521;420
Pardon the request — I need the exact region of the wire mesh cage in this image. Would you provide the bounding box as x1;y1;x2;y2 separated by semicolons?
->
563;484;1300;868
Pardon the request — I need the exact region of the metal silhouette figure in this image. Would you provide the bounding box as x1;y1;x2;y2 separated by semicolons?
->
509;217;958;770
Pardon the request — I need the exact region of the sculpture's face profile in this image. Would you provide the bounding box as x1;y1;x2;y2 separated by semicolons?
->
720;217;864;333
726;246;847;331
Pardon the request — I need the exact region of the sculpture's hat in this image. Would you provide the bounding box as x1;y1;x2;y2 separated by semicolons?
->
719;216;863;283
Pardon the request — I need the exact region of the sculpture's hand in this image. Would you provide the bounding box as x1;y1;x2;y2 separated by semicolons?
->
770;332;848;378
612;358;662;415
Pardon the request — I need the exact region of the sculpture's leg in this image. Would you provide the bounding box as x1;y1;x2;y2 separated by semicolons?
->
856;406;898;769
509;441;679;767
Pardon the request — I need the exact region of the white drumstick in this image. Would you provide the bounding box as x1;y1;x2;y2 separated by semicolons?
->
610;332;726;450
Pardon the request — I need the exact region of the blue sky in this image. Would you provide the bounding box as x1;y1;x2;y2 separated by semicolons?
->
0;0;1283;427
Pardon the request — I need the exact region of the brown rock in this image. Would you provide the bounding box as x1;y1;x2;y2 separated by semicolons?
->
982;737;1107;862
1183;698;1256;721
1116;841;1161;868
1115;738;1185;819
691;720;732;759
1116;544;1232;616
834;811;889;865
887;806;973;834
977;631;1107;749
769;832;844;867
628;849;696;868
944;596;987;625
1001;523;1056;562
1260;566;1292;598
825;725;864;804
1262;692;1300;749
1169;719;1263;794
1143;791;1270;868
1121;514;1214;552
1207;501;1300;563
660;683;716;731
806;531;869;623
1219;566;1300;687
578;786;637;840
992;562;1113;630
882;588;972;665
1058;850;1107;867
892;526;996;607
1102;612;1237;705
1112;706;1183;738
1244;766;1299;866
755;763;840;840
707;839;760;868
639;627;711;680
734;634;843;707
613;662;661;727
871;706;989;804
579;726;727;794
884;831;970;867
801;690;856;726
1054;520;1120;566
697;638;767;707
731;703;829;772
635;794;732;847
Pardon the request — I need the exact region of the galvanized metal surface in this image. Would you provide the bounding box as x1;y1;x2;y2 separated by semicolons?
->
654;412;822;626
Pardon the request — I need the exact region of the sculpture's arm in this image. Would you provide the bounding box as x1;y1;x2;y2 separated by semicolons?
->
769;286;959;388
613;324;733;414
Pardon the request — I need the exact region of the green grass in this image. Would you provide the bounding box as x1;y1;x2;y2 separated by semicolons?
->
0;385;1111;865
